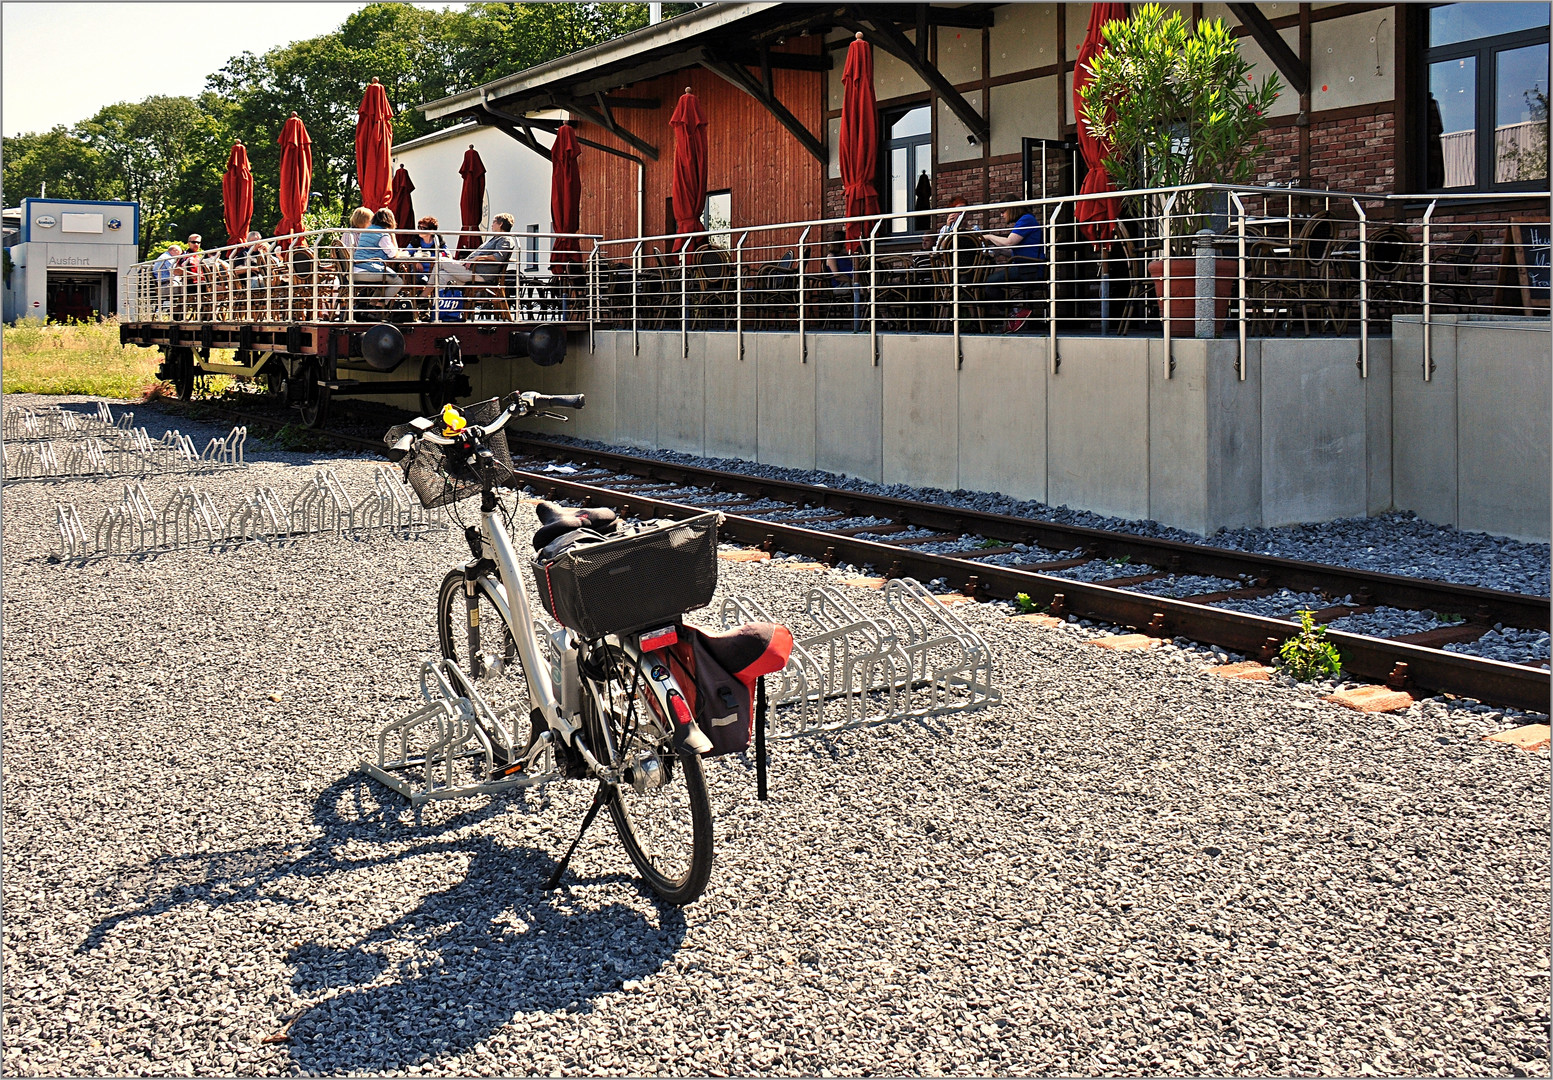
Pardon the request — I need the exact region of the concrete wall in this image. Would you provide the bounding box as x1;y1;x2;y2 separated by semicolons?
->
491;323;1543;542
1393;316;1551;542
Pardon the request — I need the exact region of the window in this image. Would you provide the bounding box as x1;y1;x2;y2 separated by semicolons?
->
524;223;539;272
705;190;731;248
662;192;732;246
1426;2;1549;190
885;105;932;233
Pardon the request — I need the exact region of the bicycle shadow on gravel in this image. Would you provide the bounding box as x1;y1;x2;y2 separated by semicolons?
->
79;774;689;1074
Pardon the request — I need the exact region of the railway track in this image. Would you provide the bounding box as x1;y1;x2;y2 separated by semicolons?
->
172;398;1553;714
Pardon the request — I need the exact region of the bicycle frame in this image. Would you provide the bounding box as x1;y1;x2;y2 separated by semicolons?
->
462;496;694;782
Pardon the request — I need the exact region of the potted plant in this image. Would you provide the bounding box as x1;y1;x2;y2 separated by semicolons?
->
1077;3;1281;333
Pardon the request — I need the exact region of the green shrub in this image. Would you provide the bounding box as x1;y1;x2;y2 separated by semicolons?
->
1277;610;1343;681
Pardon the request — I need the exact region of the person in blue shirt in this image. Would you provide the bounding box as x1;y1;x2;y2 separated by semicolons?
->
983;205;1045;328
823;230;861;331
350;208;403;312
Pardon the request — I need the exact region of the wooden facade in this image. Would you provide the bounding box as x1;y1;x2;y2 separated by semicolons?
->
571;37;827;246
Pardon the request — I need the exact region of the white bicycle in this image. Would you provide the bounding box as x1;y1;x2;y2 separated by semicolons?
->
384;392;718;904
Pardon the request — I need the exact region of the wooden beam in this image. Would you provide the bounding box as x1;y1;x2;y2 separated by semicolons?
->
1227;2;1310;96
474;102;552;161
845;9;989;143
866;3;995;30
552;93;661;161
699;52;827;163
481;103;646;167
721;48;834;72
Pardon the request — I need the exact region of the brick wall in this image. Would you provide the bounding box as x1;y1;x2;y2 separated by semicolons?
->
1309;111;1396;194
1252;126;1300;186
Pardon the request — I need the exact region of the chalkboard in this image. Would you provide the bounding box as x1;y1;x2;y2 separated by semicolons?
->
1498;223;1550;312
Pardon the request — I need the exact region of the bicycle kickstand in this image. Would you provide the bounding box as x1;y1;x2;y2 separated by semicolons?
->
546;781;610;890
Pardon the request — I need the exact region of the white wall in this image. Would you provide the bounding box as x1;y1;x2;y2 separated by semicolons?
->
391;122;556;263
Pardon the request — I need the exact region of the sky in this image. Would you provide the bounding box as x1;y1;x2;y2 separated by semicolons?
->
2;2;464;137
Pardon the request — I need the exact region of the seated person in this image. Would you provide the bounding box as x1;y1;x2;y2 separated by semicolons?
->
350;208;403;306
341;206;372;254
152;244;183;311
432;213;516;288
231;231;266;288
823;230;861;332
403;217;447;291
982;205;1045;322
931;199;970;253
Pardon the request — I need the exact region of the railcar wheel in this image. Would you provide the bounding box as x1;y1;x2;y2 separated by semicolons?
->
298;359;330;428
172;347;196;402
419;355;456;418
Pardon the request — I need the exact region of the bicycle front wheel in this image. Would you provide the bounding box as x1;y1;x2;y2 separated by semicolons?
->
582;646;713;905
436;568;546;763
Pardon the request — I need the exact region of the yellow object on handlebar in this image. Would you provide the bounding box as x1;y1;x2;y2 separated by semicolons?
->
441;404;467;437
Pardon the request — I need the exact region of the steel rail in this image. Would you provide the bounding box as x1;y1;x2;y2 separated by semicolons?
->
508;467;1551;714
159;401;1551;713
505;435;1549;632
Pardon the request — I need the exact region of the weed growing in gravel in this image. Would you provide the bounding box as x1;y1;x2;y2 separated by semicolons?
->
1278;610;1343;681
270;423;338;452
1107;554;1132;566
1014;592;1040;614
977;537;1004;549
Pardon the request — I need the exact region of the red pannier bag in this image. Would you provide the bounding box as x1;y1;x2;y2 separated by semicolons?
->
664;621;794;799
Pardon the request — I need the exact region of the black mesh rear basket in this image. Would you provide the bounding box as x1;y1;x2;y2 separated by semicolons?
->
531;513;720;640
385;397;516;508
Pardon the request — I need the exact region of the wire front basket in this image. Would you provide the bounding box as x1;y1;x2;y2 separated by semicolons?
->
385;397;516;508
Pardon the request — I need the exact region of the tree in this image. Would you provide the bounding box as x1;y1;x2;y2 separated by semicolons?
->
76;95;222;256
1;126;113;202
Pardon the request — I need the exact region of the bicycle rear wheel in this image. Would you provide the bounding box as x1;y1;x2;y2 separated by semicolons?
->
582;646;712;905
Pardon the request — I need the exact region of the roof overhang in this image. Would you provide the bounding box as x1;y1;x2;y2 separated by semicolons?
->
421;3;785;121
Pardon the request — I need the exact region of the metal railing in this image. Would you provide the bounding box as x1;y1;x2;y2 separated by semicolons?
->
588;183;1548;376
125;227;602;326
120;186;1547;383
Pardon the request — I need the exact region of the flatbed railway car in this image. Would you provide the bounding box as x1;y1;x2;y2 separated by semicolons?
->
120;228;595;425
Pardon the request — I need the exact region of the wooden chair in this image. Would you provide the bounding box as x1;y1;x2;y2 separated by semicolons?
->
1435;228;1486;313
463;250;515;321
1366;226;1420;325
1099;218;1154;336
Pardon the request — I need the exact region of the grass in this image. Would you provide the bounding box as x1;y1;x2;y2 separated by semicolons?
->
2;316;232;400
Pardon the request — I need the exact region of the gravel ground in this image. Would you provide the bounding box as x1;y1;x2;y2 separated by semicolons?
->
531;433;1551;597
1130;574;1244;599
1050;559;1161;584
1446;628;1553;669
1324;606;1455;637
1217;589;1342;620
4;396;1549;1077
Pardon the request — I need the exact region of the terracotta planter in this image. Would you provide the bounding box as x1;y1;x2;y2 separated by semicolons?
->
1148;256;1238;336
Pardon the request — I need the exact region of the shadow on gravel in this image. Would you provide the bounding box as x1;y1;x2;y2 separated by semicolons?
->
79;774;689;1073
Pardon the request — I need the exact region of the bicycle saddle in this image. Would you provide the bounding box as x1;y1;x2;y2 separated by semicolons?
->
531;500;619;551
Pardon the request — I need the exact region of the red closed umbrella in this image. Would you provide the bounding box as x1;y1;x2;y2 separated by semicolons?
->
274;112;313;240
1074;3;1129;251
840;33;880;252
222;140;252;246
549;122;582;274
669;87;707;254
387;164;415;244
355;78;394;212
457;144;486;257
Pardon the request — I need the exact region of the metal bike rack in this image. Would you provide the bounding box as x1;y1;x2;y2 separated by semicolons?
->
50;467;447;559
363;658;560;807
720;576;1000;739
4;422;247;483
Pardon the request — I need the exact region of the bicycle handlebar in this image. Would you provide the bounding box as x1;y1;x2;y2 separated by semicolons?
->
521;392;585;412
